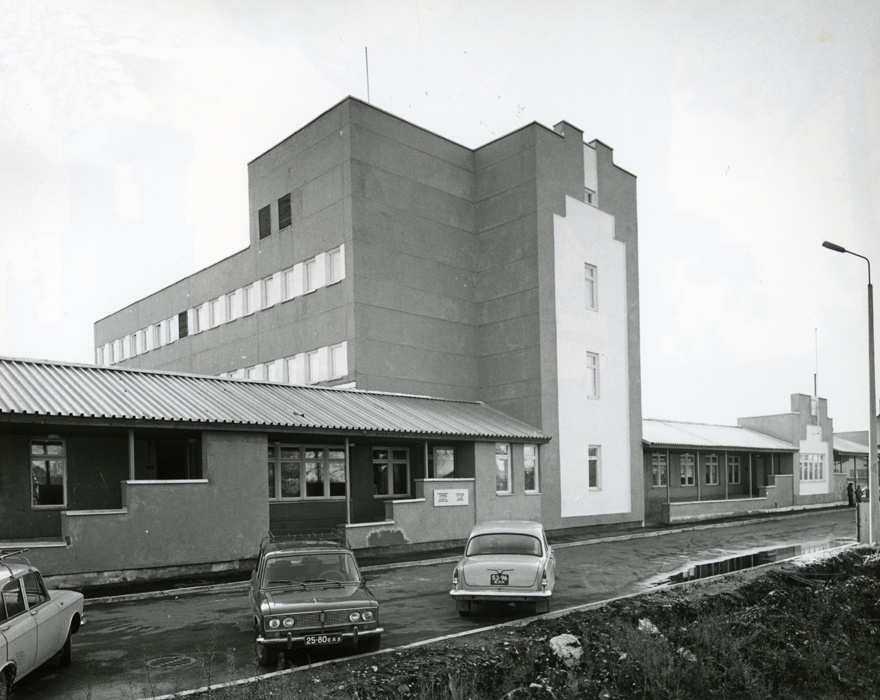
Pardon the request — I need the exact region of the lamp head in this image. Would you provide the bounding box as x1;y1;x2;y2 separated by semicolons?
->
822;241;846;253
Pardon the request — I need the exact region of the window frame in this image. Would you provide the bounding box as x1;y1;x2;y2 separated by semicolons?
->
524;444;540;493
372;447;411;498
495;443;512;495
585;351;600;399
278;193;292;230
728;455;742;484
680;453;696;487
327;246;344;285
258;205;271;240
705;454;720;486
30;438;67;509
651;452;668;487
588;445;601;489
303;257;318;294
584;263;598;311
268;444;346;501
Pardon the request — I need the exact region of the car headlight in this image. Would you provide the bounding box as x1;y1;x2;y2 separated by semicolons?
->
362;610;374;622
268;618;281;629
282;617;295;628
349;611;362;622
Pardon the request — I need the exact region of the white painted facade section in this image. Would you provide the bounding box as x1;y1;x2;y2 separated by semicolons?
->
554;195;631;517
583;144;598;193
798;424;830;496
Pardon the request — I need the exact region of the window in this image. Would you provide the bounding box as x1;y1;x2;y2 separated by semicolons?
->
226;290;241;321
584;263;597;311
269;444;346;500
495;443;512;494
154;321;166;348
304;257;318;293
258;205;271;239
1;579;25;620
373;447;410;497
432;447;456;478
680;453;695;486
261;276;276;308
195;304;209;333
327;246;344;285
278;193;292;230
305;350;322;384
243;284;258;315
524;444;540;493
266;359;283;383
283;267;297;301
31;439;66;508
22;572;49;609
705;454;720;485
799;453;826;482
210;297;224;327
584;187;596;205
178;311;189;339
246;365;262;380
586;352;600;399
728;455;741;484
329;343;347;379
114;338;124;362
588;445;601;489
651;452;668;487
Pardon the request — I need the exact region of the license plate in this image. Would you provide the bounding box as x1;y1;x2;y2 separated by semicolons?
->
490;573;509;585
304;634;342;646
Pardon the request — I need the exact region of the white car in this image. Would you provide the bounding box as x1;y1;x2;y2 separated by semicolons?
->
450;520;556;616
0;551;84;699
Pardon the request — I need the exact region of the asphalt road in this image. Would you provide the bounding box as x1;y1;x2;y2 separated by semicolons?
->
14;508;856;699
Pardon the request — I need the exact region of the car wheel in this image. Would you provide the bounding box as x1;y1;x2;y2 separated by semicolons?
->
0;669;9;700
360;635;381;653
59;628;73;667
255;638;277;668
535;598;550;614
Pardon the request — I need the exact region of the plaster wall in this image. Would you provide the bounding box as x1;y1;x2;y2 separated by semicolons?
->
553;197;631;518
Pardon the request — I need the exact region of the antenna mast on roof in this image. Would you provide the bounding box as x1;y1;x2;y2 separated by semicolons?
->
365;47;371;104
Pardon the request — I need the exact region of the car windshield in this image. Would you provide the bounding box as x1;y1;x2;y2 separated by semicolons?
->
465;533;543;557
262;551;361;587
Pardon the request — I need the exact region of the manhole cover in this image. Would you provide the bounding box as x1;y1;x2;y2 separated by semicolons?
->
146;655;197;669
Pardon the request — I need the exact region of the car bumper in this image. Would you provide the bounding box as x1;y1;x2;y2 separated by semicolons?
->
257;626;383;649
450;589;551;602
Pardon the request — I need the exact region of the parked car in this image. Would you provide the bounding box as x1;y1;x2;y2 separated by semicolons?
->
0;550;85;699
450;520;556;615
249;533;382;667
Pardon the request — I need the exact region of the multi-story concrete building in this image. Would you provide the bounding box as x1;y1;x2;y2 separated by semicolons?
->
95;96;644;535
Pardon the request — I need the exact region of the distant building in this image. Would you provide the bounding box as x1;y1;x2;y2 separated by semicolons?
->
94;96;644;537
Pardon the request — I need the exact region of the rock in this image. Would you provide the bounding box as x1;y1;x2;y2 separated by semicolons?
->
637;618;662;636
548;633;582;668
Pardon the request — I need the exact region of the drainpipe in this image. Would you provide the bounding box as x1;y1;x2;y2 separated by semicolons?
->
666;449;671;504
749;453;753;496
344;438;351;525
128;429;135;481
696;450;701;502
724;452;729;501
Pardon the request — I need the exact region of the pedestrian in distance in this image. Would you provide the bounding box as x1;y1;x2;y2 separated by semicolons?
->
848;482;855;507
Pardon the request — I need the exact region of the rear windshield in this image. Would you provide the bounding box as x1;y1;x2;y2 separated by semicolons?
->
465;533;543;557
262;552;360;587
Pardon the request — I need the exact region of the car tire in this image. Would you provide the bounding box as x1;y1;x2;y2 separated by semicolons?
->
59;628;73;667
455;600;472;617
255;629;277;668
360;635;381;653
0;669;10;700
535;598;550;614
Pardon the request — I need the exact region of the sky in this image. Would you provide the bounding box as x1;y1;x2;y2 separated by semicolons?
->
1;0;879;431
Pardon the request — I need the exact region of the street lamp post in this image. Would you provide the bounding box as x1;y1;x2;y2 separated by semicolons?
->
823;240;878;544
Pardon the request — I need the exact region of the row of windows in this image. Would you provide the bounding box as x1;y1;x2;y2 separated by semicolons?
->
97;245;345;367
495;444;541;495
799;453;826;482
650;453;744;488
218;342;348;385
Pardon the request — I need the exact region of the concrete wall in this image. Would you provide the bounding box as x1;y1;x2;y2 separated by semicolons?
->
25;431;268;580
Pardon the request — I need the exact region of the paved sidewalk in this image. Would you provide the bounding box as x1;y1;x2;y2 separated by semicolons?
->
80;505;853;602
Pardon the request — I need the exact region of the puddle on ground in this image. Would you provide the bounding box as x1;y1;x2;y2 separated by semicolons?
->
652;539;838;586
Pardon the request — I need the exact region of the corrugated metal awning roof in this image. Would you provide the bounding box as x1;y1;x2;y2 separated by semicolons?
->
643;418;795;451
834;435;869;455
0;357;549;441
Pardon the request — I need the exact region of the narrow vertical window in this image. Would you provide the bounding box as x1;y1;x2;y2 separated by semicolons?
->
178;311;189;339
680;454;696;486
495;443;512;494
210;298;224;327
705;454;720;485
588;445;601;489
373;448;410;497
304;257;318;293
524;444;540;493
586;352;600;399
584;263;598;311
261;276;276;308
651;452;668;487
243;284;258;315
327;246;345;284
305;350;321;384
31;439;67;508
283;267;296;301
226;290;241;322
278;193;292;229
329;343;347;378
258;205;271;240
728;455;741;484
